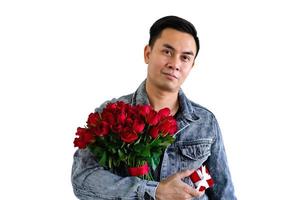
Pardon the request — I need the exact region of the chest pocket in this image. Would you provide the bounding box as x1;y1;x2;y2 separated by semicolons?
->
177;139;212;170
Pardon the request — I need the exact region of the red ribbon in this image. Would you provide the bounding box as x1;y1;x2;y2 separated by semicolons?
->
189;165;214;192
128;163;149;176
190;170;201;182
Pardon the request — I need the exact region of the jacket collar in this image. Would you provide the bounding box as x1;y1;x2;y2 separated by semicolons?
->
130;80;199;122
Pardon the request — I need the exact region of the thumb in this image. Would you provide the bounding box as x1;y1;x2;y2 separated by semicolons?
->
177;169;195;179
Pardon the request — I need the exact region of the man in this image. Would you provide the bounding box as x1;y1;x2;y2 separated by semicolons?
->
72;15;236;200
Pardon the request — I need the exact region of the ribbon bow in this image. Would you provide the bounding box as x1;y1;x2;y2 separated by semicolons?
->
189;165;214;191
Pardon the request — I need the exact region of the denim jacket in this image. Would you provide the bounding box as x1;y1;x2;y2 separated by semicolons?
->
71;80;237;200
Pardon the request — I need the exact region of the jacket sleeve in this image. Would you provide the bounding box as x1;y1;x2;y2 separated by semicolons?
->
205;116;237;200
71;148;159;200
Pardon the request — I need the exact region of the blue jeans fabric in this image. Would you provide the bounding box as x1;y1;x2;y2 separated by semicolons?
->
71;80;237;199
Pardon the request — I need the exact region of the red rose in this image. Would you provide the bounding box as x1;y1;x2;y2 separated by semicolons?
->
101;110;115;125
146;110;160;126
166;116;178;135
112;123;123;133
138;105;152;117
117;113;127;124
94;121;110;136
73;138;86;149
87;112;100;127
75;127;88;137
157;122;170;136
106;102;117;111
116;101;128;111
149;126;160;139
156;116;177;136
120;131;138;143
158;108;170;120
82;130;94;143
74;127;95;148
133;119;145;133
125;117;134;126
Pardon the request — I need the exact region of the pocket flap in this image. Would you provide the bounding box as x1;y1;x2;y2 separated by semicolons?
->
178;139;212;160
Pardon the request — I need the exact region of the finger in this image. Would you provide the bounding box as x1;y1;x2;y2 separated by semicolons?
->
184;185;204;197
177;169;195;179
196;190;205;197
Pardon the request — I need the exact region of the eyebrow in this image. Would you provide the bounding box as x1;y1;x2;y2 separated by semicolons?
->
162;43;195;57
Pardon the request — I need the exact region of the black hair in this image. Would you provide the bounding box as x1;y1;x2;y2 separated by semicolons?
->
148;15;200;58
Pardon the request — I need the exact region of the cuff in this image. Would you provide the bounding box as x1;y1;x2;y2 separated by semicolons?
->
138;180;159;199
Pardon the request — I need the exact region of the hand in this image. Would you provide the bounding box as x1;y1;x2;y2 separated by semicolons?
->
155;169;205;200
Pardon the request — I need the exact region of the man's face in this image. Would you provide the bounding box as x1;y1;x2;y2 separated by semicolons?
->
144;28;197;93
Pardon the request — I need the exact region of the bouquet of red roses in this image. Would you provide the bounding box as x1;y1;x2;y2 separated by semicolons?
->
73;101;178;180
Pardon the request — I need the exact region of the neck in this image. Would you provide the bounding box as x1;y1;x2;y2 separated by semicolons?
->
145;80;179;116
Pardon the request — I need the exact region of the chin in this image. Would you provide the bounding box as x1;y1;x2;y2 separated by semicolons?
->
160;83;179;93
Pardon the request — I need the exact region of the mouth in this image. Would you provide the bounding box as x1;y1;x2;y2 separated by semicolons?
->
162;72;178;80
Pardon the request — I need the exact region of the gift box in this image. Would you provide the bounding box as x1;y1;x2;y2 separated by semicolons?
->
189;165;214;192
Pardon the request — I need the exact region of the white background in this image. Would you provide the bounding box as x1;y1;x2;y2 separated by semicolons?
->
1;0;301;199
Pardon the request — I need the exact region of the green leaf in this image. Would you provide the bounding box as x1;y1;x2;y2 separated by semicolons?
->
109;145;117;154
150;138;161;147
134;143;150;158
134;137;141;145
149;152;161;171
118;149;127;161
108;157;113;169
158;136;175;148
89;145;105;160
113;158;120;167
141;146;150;158
134;143;145;152
98;151;107;167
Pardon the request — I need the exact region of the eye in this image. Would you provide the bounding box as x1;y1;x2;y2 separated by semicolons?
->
162;49;172;56
181;55;191;62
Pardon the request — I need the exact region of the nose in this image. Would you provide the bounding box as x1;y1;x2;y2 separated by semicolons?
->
167;56;181;71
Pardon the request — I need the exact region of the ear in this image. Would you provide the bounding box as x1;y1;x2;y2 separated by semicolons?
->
144;45;151;64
